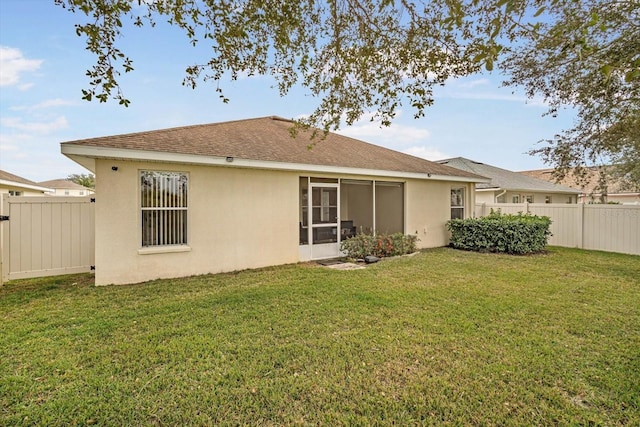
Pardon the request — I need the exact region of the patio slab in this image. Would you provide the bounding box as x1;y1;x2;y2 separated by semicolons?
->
324;262;366;270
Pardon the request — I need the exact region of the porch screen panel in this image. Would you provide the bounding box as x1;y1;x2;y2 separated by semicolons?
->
141;171;188;247
374;182;404;234
299;177;309;245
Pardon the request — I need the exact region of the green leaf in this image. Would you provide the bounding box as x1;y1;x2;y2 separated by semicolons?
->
601;64;613;78
472;53;486;64
624;69;640;83
533;7;546;17
81;89;92;102
485;58;494;72
505;1;515;14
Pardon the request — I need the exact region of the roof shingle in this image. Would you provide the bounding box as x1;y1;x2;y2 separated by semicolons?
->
437;157;579;194
61;116;484;180
519;167;635;195
0;169;41;187
38;179;90;190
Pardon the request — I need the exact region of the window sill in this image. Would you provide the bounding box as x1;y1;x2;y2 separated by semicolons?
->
138;245;191;255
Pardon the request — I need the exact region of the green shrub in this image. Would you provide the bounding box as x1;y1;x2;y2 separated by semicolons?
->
446;210;552;254
340;232;418;259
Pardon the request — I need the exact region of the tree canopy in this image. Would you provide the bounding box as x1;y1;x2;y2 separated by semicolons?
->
67;173;95;189
501;1;639;185
55;0;639;184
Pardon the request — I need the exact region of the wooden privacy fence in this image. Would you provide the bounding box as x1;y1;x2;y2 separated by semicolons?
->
0;194;95;284
475;203;640;255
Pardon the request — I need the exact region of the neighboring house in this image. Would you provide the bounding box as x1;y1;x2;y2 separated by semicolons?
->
0;169;52;196
520;167;640;205
61;116;487;285
38;179;95;197
436;157;580;204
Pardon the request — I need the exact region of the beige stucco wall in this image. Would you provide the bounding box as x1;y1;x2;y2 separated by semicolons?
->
0;185;46;196
477;190;576;204
475;191;496;204
406;179;475;248
47;188;94;197
93;160;476;285
504;191;575;204
94;160;299;285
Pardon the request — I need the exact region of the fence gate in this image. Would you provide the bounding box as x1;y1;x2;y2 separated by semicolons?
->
0;194;95;284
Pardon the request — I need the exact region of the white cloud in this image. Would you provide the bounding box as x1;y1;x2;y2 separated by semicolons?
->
18;83;35;91
0;46;42;87
439;77;549;107
446;91;525;102
523;96;549;107
32;98;76;109
0;135;20;152
402;146;449;161
1;116;69;134
336;111;431;149
450;91;548;107
0;133;29;164
457;78;489;89
9;151;29;160
10;98;77;111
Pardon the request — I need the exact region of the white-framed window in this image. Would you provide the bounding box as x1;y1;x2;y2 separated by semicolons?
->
140;170;188;247
545;195;553;204
525;195;534;203
512;195;520;203
451;187;465;219
8;190;22;196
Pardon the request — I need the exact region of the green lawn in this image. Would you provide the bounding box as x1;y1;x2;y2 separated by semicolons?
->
1;247;639;426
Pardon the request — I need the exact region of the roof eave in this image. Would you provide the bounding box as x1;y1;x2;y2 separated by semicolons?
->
0;179;53;193
475;186;580;194
61;144;489;183
505;187;580;194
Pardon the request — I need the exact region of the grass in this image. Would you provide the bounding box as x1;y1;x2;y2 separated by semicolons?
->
1;247;639;426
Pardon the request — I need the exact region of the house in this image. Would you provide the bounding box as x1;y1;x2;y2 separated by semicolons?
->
520;167;640;205
38;179;95;197
436;157;580;204
0;169;52;196
61;116;487;286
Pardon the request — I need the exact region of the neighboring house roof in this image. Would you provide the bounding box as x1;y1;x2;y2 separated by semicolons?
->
38;179;92;191
0;169;52;193
437;157;579;194
61;116;488;182
519;167;638;196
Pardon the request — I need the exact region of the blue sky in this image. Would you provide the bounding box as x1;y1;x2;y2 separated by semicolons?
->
0;0;576;182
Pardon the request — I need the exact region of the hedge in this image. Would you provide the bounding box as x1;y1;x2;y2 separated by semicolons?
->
340;232;418;259
446;211;552;254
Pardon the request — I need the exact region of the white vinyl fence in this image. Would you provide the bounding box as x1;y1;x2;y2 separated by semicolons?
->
475;203;640;255
1;194;95;284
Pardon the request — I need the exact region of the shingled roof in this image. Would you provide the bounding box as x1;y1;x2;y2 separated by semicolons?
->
437;157;579;194
61;116;486;181
0;169;52;193
520;167;637;195
38;179;90;190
